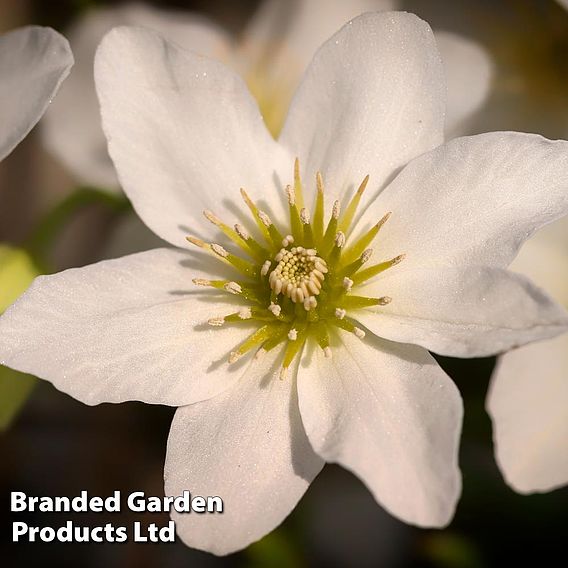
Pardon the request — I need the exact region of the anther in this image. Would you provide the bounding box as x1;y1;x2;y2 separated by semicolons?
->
224;282;242;295
203;210;222;225
286;185;295;206
300;208;311;224
332;200;341;219
335;231;346;248
353;327;366;339
335;308;347;319
268;303;282;317
323;346;332;358
238;307;252;320
258;211;272;227
192;278;211;286
211;243;228;258
378;296;392;305
361;248;373;263
343;277;354;292
208;317;225;327
234;223;250;240
261;260;271;276
288;329;298;341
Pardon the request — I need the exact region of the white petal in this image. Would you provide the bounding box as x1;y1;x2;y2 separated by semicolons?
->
435;31;493;137
507;215;568;306
361;132;568;270
165;353;323;555
488;334;568;493
355;265;568;357
0;248;256;406
279;12;445;206
242;0;397;90
95;26;290;247
297;331;462;527
0;26;72;161
43;4;232;190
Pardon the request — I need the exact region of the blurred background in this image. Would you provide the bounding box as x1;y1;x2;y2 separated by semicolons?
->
1;0;567;566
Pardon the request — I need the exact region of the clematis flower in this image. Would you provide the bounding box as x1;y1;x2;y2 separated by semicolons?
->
0;25;72;162
487;216;568;494
42;0;491;191
1;13;567;555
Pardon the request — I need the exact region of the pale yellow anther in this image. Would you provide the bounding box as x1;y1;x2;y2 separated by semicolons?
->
208;317;225;327
323;346;332;358
211;243;228;258
286;185;295;206
288;328;298;341
300;208;311;224
335;308;347;319
268;302;282;317
378;296;392;305
192;278;211;286
343;277;354;292
224;282;242;295
332;200;341;219
335;231;346;248
354;327;366;339
361;249;373;263
261;260;271;276
238;307;252;320
203;210;221;225
279;366;288;380
258;211;272;227
234;223;250;240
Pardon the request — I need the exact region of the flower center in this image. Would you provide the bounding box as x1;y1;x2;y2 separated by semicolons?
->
187;159;403;379
269;246;327;304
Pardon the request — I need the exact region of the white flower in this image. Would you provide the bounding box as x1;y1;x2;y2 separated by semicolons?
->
487;216;568;493
0;26;72;162
42;0;492;190
1;12;566;555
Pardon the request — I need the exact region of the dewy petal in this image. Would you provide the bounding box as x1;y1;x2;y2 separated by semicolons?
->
0;26;73;162
297;331;462;527
95;26;291;247
0;248;255;406
43;3;231;190
362;132;568;270
487;334;568;493
355;265;568;358
279;12;445;206
165;353;324;556
435;31;493;138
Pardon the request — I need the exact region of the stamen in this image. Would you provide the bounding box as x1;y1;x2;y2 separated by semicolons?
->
352;253;406;285
208;317;225;327
240;188;271;243
341;211;391;266
211;243;229;258
234;223;250;240
354;327;366;339
288;328;298;341
300;208;310;224
258;209;284;248
339;175;369;233
192;278;211;287
343;277;354;292
313;172;325;243
335;308;346;319
323;347;332;358
294;157;305;210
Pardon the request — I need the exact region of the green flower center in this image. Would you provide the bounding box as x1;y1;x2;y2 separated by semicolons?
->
187;159;403;379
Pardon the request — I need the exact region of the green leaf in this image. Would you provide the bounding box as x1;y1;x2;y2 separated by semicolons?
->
0;244;40;312
0;244;41;429
0;367;37;430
